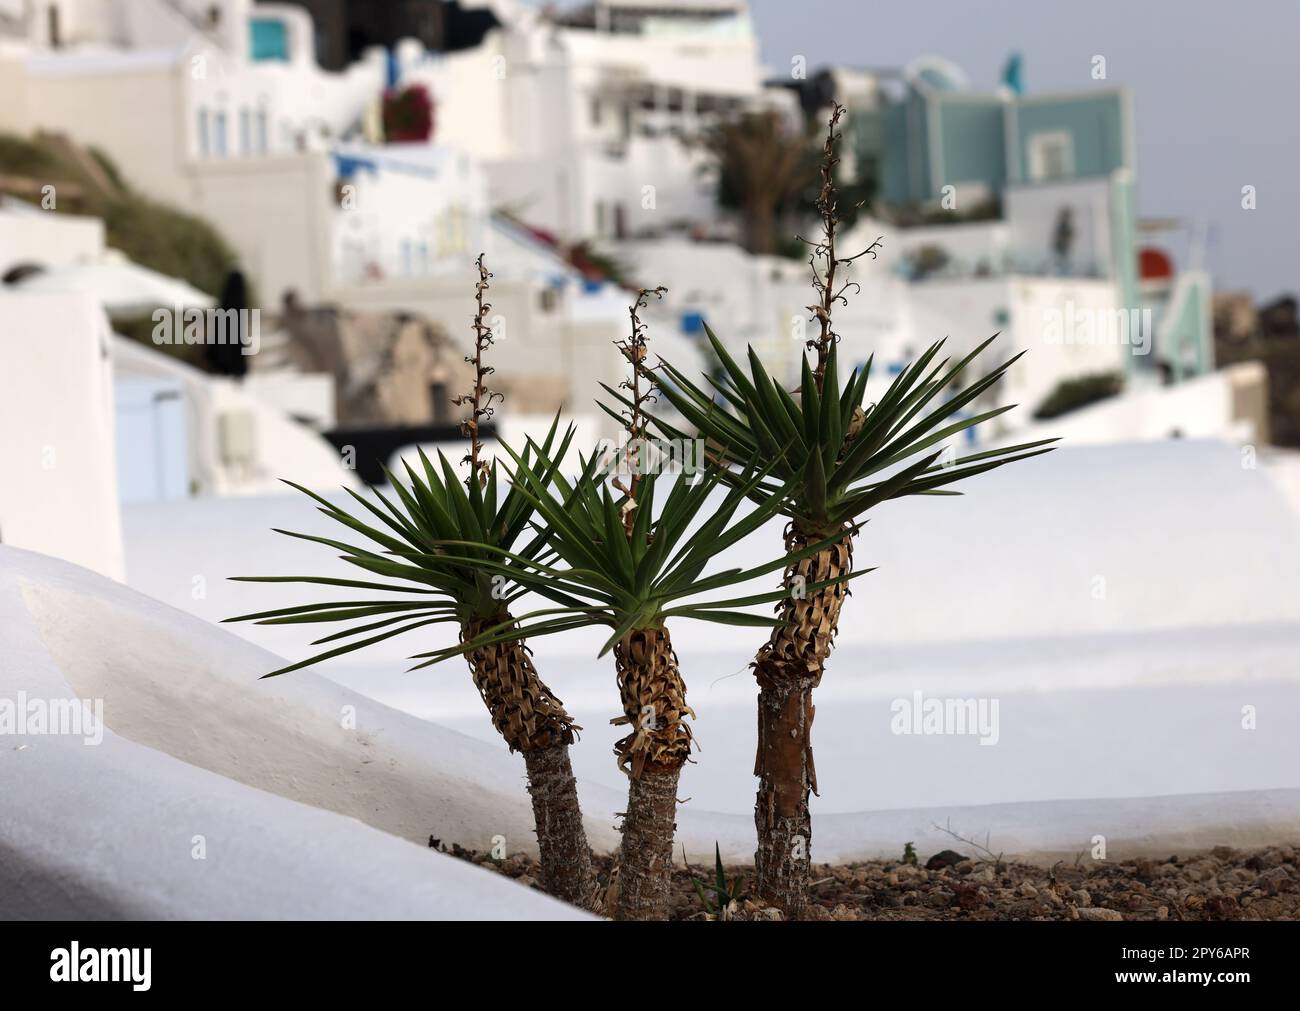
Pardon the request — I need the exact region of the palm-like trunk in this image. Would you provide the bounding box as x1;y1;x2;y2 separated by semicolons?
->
751;524;854;918
463;614;596;909
521;743;592;906
610;626;693;920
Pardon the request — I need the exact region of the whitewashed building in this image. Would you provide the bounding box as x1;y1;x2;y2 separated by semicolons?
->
0;0;670;435
615;54;1226;447
0;198;357;584
401;0;784;241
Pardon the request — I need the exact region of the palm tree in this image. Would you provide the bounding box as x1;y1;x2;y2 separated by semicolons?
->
705;108;816;255
225;257;598;908
427;289;857;919
608;107;1057;915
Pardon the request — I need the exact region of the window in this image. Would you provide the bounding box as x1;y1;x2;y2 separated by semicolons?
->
212;111;228;159
250;18;289;62
449;207;465;251
239;108;251;156
1028;131;1074;182
437;207;466;255
430;383;451;425
255;108;269;153
197;108;210;158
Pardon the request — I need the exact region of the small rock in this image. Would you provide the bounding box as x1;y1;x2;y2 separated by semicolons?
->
1018;882;1039;898
1072;889;1092;907
952;882;987;911
1053;867;1087;888
1258;866;1291;894
1077;907;1124;922
1156;905;1169;920
926;849;965;871
1204;895;1243;921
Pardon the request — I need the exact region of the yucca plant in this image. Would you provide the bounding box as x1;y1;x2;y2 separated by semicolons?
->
603;106;1057;916
225;257;599;908
426;289;863;919
689;843;746;917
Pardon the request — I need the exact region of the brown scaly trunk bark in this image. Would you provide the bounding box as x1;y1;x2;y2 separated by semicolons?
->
521;744;592;908
751;523;853;918
463;613;596;910
609;626;693;921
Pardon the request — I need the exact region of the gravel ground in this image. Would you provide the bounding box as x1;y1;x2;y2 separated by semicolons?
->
438;840;1300;920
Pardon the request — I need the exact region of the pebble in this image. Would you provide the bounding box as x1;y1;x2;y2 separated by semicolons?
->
1076;907;1124;921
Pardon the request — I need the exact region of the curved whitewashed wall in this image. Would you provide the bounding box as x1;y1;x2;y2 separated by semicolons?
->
0;546;588;918
0;292;124;580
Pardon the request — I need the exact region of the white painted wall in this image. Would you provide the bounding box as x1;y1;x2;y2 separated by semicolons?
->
889;276;1130;427
328;144;487;285
0;291;125;579
990;362;1260;449
844;215;1010;280
0;546;592;918
614;236;915;389
185;152;332;303
1004;276;1132;416
405;43;515;162
404;10;764;240
1005;177;1115;277
8;53;185;205
0;203;104;272
112;335;360;497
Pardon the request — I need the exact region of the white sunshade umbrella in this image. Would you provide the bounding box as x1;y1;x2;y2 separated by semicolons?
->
12;249;216;314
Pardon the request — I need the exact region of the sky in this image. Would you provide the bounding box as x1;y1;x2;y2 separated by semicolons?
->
535;0;1300;301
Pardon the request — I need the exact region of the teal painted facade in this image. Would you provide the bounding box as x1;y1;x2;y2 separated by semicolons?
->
936;98;1006;195
865;79;1131;205
849;60;1213;383
879;93;933;204
1010;93;1128;183
1160;274;1214;380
